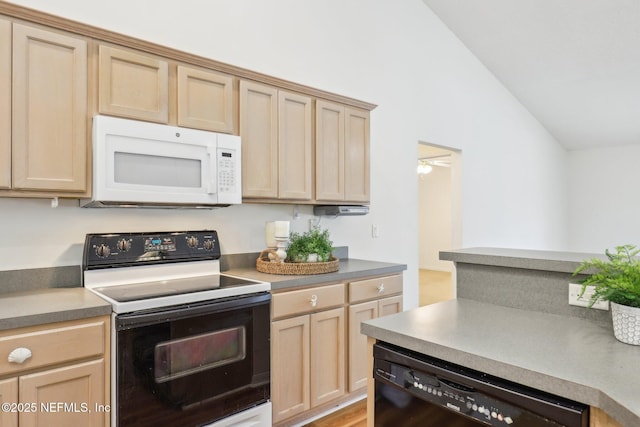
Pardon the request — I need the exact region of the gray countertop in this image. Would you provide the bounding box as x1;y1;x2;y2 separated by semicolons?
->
0;288;112;331
440;247;603;273
0;258;405;331
224;258;407;290
362;298;640;427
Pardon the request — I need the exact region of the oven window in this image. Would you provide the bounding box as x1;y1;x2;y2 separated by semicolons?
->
154;326;246;383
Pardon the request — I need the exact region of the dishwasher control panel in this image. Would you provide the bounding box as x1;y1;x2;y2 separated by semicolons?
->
373;342;588;427
375;358;524;425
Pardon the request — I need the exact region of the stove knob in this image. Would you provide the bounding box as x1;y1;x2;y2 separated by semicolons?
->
187;236;199;248
117;239;131;252
203;240;214;250
95;244;111;258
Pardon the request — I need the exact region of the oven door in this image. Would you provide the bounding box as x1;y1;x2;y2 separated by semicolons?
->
115;292;270;427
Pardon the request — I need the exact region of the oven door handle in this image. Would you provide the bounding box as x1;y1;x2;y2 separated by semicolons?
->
115;291;271;330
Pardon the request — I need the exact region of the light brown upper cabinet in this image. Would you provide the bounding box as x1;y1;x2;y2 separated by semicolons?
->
240;80;312;201
98;45;169;123
11;22;88;193
315;100;345;201
316;100;370;203
0;17;10;190
344;107;370;202
177;65;234;133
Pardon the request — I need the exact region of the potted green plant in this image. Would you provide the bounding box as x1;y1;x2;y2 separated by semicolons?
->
286;228;334;263
573;244;640;345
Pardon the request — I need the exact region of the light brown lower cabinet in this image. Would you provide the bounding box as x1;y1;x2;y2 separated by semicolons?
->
310;308;345;407
0;316;110;427
271;274;403;426
0;377;18;426
348;275;403;392
271;315;310;422
271;284;346;424
590;407;624;427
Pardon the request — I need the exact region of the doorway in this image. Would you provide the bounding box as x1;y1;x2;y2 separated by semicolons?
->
417;142;461;305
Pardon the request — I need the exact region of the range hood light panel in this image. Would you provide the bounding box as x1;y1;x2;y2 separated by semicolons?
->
313;205;369;216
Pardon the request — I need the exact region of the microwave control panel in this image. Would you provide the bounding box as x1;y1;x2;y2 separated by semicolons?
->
217;148;237;195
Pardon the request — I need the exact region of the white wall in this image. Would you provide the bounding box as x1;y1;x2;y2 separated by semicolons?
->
568;145;640;253
3;0;570;309
418;166;452;271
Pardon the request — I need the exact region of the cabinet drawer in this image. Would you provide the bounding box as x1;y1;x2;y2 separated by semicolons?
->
272;283;345;319
349;274;402;303
0;317;106;377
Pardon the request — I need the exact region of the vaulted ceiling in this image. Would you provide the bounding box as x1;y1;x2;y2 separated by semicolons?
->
422;0;640;150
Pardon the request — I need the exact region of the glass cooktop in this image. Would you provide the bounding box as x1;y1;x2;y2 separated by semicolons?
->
92;274;260;303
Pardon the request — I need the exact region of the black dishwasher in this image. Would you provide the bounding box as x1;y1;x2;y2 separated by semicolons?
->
374;342;588;427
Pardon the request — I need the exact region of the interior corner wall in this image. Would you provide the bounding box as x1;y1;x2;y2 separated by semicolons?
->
3;0;570;310
568;145;640;253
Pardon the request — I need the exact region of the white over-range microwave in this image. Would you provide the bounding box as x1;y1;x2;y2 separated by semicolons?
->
82;115;242;208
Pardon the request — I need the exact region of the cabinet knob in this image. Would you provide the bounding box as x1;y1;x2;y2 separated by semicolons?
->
309;294;318;307
8;347;32;364
377;283;385;293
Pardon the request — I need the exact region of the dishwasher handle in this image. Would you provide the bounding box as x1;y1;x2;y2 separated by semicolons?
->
438;377;476;393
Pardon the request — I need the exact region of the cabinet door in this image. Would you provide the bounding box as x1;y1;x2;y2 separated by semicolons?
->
278;90;312;200
12;23;87;192
177;65;234;133
344;107;370;202
310;307;345;407
348;300;378;392
271;316;310;423
0;18;9;190
379;295;403;317
19;359;105;427
98;45;169;123
239;80;278;198
315;100;345;201
0;378;18;427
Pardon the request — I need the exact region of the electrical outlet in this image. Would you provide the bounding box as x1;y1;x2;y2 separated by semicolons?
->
372;224;379;238
568;283;609;310
308;218;320;231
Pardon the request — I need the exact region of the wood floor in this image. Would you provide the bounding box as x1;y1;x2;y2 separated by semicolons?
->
303;399;367;427
419;269;453;306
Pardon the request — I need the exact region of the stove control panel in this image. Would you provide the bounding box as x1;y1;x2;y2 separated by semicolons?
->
83;230;221;269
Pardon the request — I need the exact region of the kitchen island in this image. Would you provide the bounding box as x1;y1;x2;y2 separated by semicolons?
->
362;248;638;427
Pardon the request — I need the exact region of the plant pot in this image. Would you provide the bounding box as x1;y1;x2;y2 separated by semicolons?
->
306;253;319;262
611;302;640;345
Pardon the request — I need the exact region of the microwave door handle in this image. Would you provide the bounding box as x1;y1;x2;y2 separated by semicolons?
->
207;148;217;194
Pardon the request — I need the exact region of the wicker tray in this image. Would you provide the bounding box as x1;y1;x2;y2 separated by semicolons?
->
256;250;339;275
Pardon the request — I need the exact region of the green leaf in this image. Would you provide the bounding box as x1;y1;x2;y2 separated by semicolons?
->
573;244;640;308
